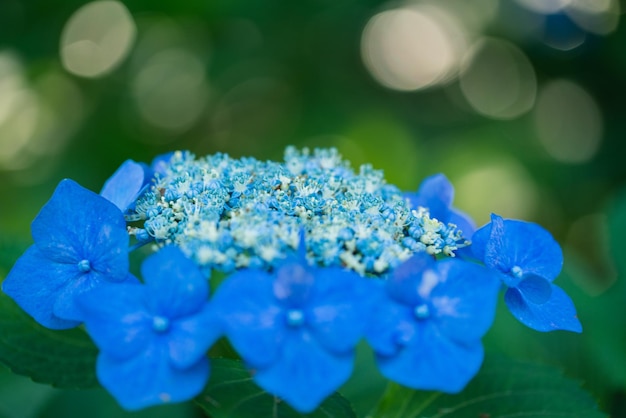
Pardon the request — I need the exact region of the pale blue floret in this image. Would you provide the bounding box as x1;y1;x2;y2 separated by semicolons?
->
132;147;469;276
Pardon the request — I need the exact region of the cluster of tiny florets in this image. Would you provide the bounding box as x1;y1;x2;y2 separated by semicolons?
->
132;147;467;276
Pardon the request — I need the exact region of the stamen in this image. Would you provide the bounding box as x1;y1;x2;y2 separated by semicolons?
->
78;259;91;273
414;304;430;319
286;309;305;327
152;316;170;333
510;266;523;278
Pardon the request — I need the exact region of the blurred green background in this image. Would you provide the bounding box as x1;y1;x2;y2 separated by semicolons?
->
0;0;625;416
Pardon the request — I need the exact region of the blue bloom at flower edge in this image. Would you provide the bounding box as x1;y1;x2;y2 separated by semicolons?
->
210;239;376;413
365;252;500;392
405;173;476;239
76;246;220;410
100;159;153;213
2;179;134;329
471;213;582;333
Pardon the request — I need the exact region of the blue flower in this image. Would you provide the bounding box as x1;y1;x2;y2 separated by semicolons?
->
210;237;374;412
366;253;500;392
2;179;133;329
472;214;582;333
76;246;219;410
405;173;476;239
100;159;153;214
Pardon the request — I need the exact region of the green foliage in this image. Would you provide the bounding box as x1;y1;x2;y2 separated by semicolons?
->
0;237;29;279
36;389;202;418
0;290;98;389
195;358;357;418
370;354;606;418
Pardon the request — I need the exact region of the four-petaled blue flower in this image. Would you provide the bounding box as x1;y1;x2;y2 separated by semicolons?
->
471;213;582;333
2;179;134;329
366;252;500;392
210;237;375;413
76;246;220;410
405;173;476;239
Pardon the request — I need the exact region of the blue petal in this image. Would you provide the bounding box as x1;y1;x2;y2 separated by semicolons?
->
385;253;434;306
365;284;416;357
2;246;81;329
517;274;552;304
211;269;284;368
76;282;154;361
97;345;209;411
504;284;582;333
53;272;139;323
406;174;454;222
273;258;315;307
376;321;484;393
31;179;129;281
470;222;490;262
430;259;500;343
168;304;222;370
151;152;174;176
307;268;374;354
253;330;354;413
141;246;209;318
100;160;152;213
473;214;563;282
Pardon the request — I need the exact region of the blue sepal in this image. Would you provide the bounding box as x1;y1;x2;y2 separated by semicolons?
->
505;283;582;333
100;159;153;213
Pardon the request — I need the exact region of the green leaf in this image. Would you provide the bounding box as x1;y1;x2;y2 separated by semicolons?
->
339;342;387;417
0;368;57;418
0;290;98;389
35;388;201;418
608;189;626;284
195;358;357;418
370;354;606;418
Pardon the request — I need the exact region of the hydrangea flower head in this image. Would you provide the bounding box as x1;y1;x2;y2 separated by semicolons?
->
365;252;500;392
472;214;582;333
132;147;469;277
2;179;133;329
210;233;375;412
77;246;219;410
0;146;583;414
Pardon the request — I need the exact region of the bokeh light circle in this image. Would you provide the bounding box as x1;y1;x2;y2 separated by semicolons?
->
60;1;136;78
459;38;537;119
132;49;208;133
361;6;466;91
534;79;602;163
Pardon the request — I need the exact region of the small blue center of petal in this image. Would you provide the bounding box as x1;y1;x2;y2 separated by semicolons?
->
286;309;305;327
77;259;91;273
414;304;430;319
152;316;170;333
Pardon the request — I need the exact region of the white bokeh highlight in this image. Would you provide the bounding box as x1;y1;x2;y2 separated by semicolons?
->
60;1;136;78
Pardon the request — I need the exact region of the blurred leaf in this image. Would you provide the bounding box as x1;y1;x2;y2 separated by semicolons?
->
339;342;387;417
195;358;357;418
0;290;98;388
0;369;57;418
608;189;626;281
36;388;202;418
369;354;606;418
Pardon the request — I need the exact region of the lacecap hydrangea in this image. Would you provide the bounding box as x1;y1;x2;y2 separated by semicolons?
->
1;147;582;413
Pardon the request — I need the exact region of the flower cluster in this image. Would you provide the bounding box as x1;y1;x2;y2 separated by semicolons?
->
133;147;468;276
1;147;581;413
